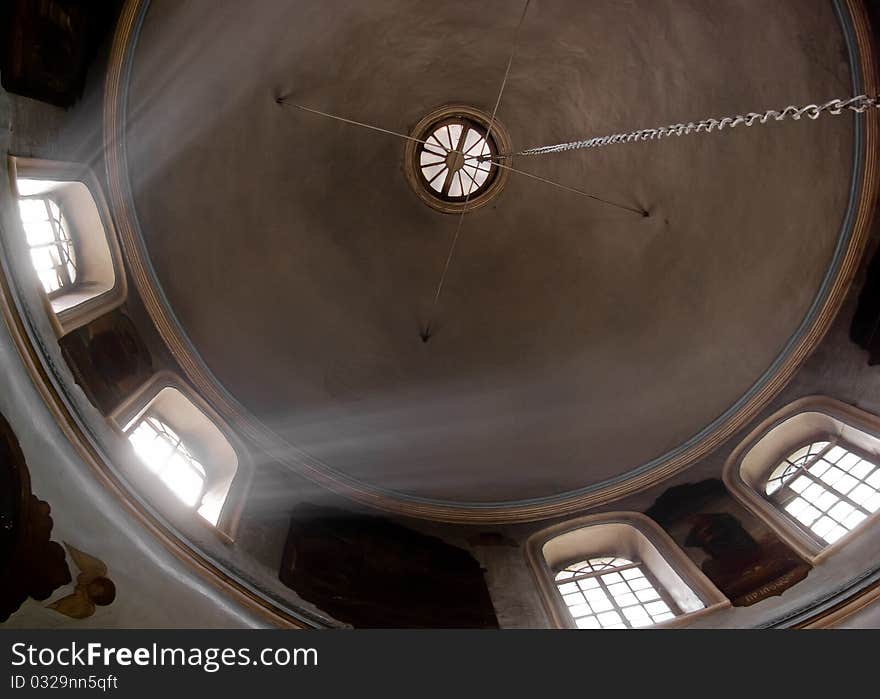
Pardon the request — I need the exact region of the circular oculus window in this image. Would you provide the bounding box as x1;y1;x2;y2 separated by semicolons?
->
405;105;511;214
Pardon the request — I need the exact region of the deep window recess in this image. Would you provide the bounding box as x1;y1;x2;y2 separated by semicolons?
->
10;159;129;336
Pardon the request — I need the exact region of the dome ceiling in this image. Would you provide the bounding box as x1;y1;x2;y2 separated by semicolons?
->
123;0;857;504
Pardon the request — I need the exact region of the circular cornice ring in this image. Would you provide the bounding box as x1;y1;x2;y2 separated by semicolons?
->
103;0;880;524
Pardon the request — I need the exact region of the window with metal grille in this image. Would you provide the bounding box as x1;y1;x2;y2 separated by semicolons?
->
765;440;880;546
17;196;77;295
554;556;679;629
127;415;207;509
419;119;494;199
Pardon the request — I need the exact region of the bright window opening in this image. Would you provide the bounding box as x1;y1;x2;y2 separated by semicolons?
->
554;556;679;629
10;159;128;336
17;196;77;295
128;415;207;510
117;383;241;529
765;440;880;545
420;120;493;198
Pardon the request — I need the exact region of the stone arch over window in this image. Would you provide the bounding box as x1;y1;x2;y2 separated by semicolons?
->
526;512;728;629
110;372;252;540
724;396;880;564
8;156;127;335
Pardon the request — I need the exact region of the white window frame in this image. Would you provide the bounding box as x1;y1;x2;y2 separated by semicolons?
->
723;396;880;564
526;512;729;629
8;156;127;336
553;556;682;628
109;371;253;540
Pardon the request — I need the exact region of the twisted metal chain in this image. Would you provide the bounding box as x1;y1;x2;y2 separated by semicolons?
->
500;95;879;159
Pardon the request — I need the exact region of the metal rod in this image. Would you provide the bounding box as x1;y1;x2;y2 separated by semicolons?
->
276;97;429;147
494;161;648;217
420;0;532;343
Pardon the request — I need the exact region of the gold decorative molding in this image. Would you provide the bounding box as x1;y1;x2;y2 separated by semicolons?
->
795;576;880;628
100;0;879;525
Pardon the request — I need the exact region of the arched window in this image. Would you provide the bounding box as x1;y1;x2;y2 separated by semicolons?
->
764;440;880;546
554;556;677;629
17;195;78;295
724;397;880;563
527;513;728;629
128;415;207;511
